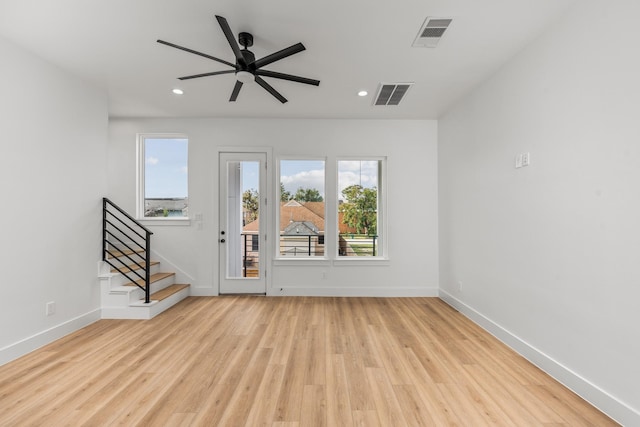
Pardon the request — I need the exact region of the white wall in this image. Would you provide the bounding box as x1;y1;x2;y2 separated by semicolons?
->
0;35;108;363
438;0;640;424
108;118;439;297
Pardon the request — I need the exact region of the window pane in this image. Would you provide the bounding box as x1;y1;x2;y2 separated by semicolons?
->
338;160;380;257
238;161;260;278
279;160;325;257
143;137;188;218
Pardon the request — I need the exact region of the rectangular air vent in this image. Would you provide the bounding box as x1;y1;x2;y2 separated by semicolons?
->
412;17;453;48
374;83;414;106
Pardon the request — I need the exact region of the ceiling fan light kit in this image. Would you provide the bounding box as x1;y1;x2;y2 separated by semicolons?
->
235;71;254;84
157;15;320;104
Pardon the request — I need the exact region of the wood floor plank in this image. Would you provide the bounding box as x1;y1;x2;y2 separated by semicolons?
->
273;335;310;423
216;347;274;426
365;367;409;426
352;410;381;427
243;363;286;426
342;351;377;411
392;384;438;426
325;354;353;427
0;297;618;426
300;384;327;427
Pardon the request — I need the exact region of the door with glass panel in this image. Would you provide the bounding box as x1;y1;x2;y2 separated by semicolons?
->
219;152;266;294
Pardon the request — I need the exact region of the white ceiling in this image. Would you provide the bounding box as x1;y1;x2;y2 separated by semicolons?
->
0;0;575;119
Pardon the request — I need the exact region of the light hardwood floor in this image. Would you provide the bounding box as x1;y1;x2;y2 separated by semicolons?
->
0;297;618;426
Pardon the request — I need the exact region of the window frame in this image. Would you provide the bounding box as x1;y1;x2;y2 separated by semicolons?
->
275;156;328;261
335;157;387;261
136;133;190;224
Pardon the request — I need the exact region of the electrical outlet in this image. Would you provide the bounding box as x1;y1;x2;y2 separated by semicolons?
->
46;301;56;316
522;152;530;166
457;281;463;292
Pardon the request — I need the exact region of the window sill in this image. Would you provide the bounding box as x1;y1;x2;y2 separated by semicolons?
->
138;218;191;227
273;257;390;267
273;258;332;267
332;257;390;266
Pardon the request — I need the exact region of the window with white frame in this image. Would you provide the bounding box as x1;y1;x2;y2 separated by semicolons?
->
279;159;326;257
137;134;188;219
337;159;383;257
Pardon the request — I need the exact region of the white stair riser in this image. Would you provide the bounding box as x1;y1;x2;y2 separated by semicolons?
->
101;281;135;306
126;275;176;303
101;287;190;320
148;286;190;317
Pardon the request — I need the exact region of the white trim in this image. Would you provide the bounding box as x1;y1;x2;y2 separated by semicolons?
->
216;147;273;295
269;286;438;297
438;290;640;426
189;287;219;297
150;248;196;287
0;309;101;367
138;218;191;227
336;157;387;259
275;156;328;261
332;258;390;266
136;133;189;220
273;259;332;267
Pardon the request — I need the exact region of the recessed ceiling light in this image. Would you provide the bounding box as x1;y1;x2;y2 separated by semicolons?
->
172;88;184;95
358;90;368;97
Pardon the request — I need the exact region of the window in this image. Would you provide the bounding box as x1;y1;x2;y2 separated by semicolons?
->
337;159;383;257
279;159;325;257
137;134;188;219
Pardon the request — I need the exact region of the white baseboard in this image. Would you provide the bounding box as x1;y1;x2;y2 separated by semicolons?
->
190;286;438;297
268;286;439;297
438;289;639;426
189;287;219;297
0;309;101;367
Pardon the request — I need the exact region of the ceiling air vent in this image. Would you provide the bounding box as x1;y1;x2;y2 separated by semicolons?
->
412;17;453;48
374;83;414;106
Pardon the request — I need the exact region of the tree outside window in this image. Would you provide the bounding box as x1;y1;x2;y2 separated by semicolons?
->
338;160;382;257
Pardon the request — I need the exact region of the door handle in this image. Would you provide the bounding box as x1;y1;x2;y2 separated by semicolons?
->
220;239;226;243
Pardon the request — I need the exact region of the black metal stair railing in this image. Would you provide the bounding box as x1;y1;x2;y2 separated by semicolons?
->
102;198;153;303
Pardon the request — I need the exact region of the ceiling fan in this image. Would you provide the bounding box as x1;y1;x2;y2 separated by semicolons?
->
157;15;320;103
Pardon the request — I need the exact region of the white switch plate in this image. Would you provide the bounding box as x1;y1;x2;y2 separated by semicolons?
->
515;154;523;168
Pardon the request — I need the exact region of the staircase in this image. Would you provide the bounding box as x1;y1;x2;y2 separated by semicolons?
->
99;198;190;319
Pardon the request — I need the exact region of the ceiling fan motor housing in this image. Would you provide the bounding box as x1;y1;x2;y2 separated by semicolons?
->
241;49;256;70
238;32;253;48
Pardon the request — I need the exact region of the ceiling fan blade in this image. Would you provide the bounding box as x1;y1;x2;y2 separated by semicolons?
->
215;15;246;68
230;80;243;102
255;70;320;86
178;70;236;80
157;40;236;68
255;76;287;103
252;43;305;69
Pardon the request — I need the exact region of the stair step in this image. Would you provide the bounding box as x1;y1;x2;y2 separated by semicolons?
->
124;272;175;289
144;283;190;302
106;248;145;259
111;261;159;274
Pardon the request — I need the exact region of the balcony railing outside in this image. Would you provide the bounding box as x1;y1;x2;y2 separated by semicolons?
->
239;233;377;274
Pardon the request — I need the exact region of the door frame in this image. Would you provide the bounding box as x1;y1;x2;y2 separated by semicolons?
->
216;147;272;295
